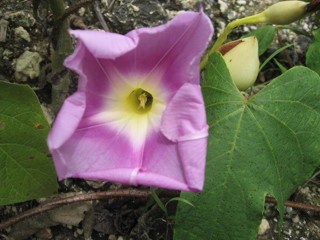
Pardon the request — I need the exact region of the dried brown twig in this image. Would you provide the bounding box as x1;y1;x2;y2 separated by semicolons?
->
0;189;151;230
265;196;320;213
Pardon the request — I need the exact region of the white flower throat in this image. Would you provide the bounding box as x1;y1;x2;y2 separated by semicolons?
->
92;76;166;150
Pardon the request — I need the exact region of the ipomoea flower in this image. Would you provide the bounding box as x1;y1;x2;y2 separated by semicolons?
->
48;11;213;192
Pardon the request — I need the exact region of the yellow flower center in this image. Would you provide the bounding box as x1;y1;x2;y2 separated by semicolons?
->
127;88;153;114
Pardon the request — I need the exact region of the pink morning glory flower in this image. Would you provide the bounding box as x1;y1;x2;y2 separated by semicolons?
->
48;11;213;192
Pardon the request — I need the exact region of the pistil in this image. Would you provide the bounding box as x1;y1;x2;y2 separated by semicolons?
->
127;88;153;114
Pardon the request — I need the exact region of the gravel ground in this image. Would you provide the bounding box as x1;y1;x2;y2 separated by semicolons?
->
0;0;319;239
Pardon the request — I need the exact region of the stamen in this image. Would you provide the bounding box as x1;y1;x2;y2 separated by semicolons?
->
127;88;153;114
138;93;148;109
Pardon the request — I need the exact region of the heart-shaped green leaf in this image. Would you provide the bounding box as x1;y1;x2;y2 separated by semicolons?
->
0;81;58;205
174;52;320;240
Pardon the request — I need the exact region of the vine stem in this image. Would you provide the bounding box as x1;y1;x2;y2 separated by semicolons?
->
200;12;266;70
1;190;320;231
0;189;151;230
265;196;320;213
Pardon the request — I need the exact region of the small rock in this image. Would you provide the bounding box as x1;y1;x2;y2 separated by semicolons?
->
236;0;246;5
218;0;228;14
14;26;31;42
131;4;140;12
11;206;17;213
292;215;300;224
258;218;270;235
299;187;310;195
0;19;9;42
108;234;117;240
49;202;92;226
239;6;245;12
227;10;237;20
3;49;13;57
35;228;52;239
286;207;293;214
101;0;109;7
283;229;292;237
15;51;42;81
176;0;198;9
76;228;84;235
6;11;36;27
78;7;86;17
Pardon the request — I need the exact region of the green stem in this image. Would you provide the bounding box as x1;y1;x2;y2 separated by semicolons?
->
200;12;267;70
49;0;65;19
48;0;73;113
259;43;293;71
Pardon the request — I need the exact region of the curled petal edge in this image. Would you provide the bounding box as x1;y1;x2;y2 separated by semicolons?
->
47;92;86;150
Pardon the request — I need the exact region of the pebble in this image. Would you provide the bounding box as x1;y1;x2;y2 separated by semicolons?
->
286;207;293;214
14;26;31;42
283;229;292;236
292;215;300;224
3;49;13;57
239;6;245;12
131;4;140;12
11;206;17;213
227;10;237;20
78;7;86;17
35;228;52;239
101;0;108;7
299;187;310;195
218;0;228;14
236;0;246;5
0;18;9;42
108;235;117;240
258;218;270;235
15;51;42;81
76;228;84;235
6;11;36;27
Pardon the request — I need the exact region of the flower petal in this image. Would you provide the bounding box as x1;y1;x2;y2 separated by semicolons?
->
48;92;85;150
176;138;208;190
50;124;138;180
125;11;213;90
160;83;208;141
157;83;209;191
139;131;205;191
75;131;191;190
67;30;137;60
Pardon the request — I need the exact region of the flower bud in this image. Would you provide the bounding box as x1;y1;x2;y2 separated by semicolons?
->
220;36;259;91
261;1;308;25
